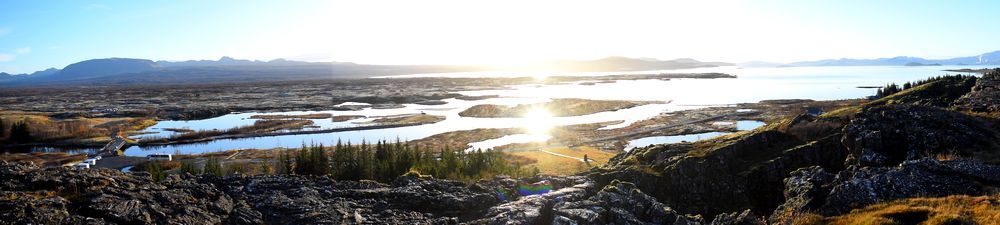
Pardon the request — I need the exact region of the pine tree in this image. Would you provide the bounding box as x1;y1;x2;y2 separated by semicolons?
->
295;144;309;175
204;158;223;176
316;144;329;175
9;121;32;144
147;162;165;182
180;161;202;175
0;117;5;140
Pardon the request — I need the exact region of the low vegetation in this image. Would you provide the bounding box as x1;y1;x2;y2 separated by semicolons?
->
249;113;332;120
873;74;977;98
0;152;86;167
409;128;521;151
459;98;647;118
139;119;313;144
795;195;1000;225
367;114;445;125
507;146;616;175
0;113;156;146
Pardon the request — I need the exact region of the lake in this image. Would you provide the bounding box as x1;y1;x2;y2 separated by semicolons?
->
45;65;983;156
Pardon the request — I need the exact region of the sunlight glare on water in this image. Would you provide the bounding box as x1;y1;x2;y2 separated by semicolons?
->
522;107;554;136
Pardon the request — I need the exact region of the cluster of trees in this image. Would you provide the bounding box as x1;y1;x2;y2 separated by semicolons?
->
268;140;526;182
167;140;528;183
0;118;34;144
875;74;977;98
178;157;246;177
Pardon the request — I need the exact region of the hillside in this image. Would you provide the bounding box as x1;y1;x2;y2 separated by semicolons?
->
780;50;1000;67
591;69;1000;223
2;71;998;224
0;56;730;87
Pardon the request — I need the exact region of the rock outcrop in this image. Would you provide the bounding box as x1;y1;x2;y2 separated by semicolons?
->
842;104;1000;167
770;96;1000;223
955;68;1000;112
591;115;849;220
2;161;711;224
770;159;1000;223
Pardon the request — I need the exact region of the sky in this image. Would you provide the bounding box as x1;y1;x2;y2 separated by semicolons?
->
1;0;1000;74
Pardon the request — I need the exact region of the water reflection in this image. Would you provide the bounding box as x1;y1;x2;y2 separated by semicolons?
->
32;65;982;155
624;120;766;151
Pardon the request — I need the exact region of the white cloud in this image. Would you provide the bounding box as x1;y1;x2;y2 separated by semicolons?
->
0;47;31;62
14;47;30;54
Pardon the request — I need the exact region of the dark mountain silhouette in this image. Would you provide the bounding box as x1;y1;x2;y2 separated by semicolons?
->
55;58;160;80
780;50;1000;67
0;56;730;87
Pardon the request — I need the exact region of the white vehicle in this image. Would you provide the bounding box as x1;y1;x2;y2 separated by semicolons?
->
83;159;98;166
92;155;102;160
74;163;90;169
147;154;172;161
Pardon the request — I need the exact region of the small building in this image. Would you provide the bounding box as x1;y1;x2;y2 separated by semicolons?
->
74;163;90;169
147;154;172;161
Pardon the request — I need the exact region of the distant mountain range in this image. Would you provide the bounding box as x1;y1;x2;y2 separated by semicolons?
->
3;50;999;87
766;50;1000;67
0;57;731;87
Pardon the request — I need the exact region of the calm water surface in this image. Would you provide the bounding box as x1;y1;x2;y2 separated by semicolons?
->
44;66;982;155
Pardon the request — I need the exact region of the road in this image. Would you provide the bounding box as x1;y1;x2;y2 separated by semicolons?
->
539;149;587;162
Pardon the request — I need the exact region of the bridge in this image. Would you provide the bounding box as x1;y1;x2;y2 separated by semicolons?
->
96;135;127;157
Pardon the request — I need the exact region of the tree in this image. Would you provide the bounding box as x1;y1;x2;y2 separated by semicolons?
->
180;161;202;175
204;158;223;176
8;121;32;144
147;162;166;182
276;148;292;175
0;117;5;139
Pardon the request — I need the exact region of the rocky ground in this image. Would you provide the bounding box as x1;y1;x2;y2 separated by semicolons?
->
3;71;1000;224
0;74;732;120
0;161;713;224
590;70;1000;224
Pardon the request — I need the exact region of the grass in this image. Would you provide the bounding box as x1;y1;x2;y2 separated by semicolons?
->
369;114;445;125
459;98;646;118
507;146;617;175
795;195;1000;225
0;152;87;167
249;113;332;120
139;119;314;144
0;112;156;144
130;160;182;172
409;128;520;151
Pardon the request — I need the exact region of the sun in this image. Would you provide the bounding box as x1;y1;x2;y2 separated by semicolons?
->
522;107;554;135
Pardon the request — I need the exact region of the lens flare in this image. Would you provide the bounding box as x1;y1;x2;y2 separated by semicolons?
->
517;180;554;196
522;107;553;135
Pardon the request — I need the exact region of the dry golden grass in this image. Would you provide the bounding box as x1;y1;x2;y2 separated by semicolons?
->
459;99;644;118
1;112;156;143
797;195;1000;225
249;113;332;120
0;152;87;167
507;146;617;175
410;128;520;151
130;160;182;171
370;114;445;125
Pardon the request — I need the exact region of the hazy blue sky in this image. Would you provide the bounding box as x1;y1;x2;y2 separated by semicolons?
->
2;0;1000;73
